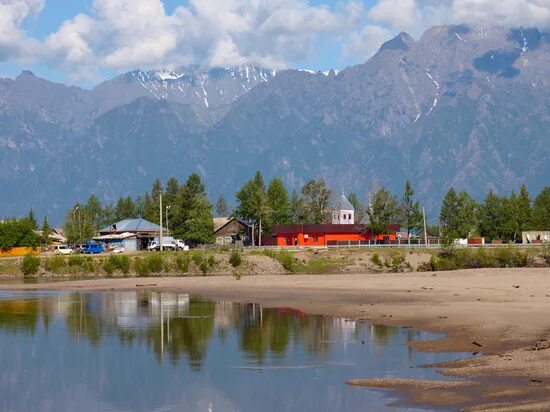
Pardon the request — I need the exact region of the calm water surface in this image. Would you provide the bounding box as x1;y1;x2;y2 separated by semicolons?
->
0;291;467;411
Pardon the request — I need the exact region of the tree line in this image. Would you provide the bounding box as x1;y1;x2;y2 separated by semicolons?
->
440;186;550;243
63;174;215;245
2;172;548;250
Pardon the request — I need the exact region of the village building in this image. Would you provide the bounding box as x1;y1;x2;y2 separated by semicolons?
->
95;218;168;252
269;193;398;247
522;231;550;244
213;217;250;246
332;194;355;224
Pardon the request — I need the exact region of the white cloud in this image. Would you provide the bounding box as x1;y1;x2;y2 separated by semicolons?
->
450;0;550;27
0;0;43;61
342;24;393;60
4;0;550;83
37;0;364;80
368;0;420;31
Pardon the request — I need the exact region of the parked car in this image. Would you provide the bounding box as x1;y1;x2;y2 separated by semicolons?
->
53;245;73;255
83;243;104;254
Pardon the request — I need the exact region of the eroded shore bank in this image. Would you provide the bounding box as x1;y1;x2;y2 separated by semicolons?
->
1;268;550;411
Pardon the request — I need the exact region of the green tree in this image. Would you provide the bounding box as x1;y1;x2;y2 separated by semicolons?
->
27;208;38;230
164;177;180;206
64;204;95;244
172;173;208;238
478;191;504;241
348;193;365;223
182;194;215;246
144;178;164;223
0;218;39;250
288;190;304;224
531;187;550;230
267;177;290;229
84;194;107;230
114;196;137;220
400;180;423;236
517;185;532;232
440;188;477;242
235;172;270;244
301;179;331;224
41;216;52;245
215;195;229;217
367;188;400;235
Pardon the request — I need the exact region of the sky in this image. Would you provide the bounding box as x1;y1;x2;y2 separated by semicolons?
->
1;0;550;88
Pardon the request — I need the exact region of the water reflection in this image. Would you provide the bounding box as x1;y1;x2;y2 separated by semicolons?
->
0;292;463;412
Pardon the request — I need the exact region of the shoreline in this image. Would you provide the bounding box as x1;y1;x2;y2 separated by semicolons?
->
1;268;550;410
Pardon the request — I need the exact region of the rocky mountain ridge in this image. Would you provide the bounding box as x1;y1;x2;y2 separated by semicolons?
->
1;25;549;222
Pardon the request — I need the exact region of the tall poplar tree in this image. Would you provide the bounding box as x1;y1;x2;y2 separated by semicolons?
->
300;179;331;224
400;180;423;236
267;177;290;229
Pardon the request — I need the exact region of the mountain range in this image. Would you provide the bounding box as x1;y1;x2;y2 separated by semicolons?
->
1;24;549;223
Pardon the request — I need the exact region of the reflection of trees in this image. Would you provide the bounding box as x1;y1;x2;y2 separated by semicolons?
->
66;294;107;345
239;308;332;363
146;297;215;370
370;324;399;345
0;299;39;334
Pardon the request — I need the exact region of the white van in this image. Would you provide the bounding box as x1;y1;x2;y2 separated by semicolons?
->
53;245;73;255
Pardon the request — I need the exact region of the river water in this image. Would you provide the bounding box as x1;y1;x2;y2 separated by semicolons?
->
0;291;467;411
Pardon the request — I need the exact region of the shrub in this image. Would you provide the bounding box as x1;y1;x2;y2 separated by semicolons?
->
263;250;295;272
199;260;209;274
417;247;536;272
21;254;40;276
82;257;96;273
175;254;190;274
371;253;383;268
389;252;406;272
145;254;164;274
541;247;550;266
68;255;85;267
208;255;216;268
103;255;130;275
44;256;66;273
229;249;242;267
134;258;149;276
192;251;204;266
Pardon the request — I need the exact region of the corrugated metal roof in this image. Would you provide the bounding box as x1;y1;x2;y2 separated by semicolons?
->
99;218;166;234
335;194;354;211
273;224;368;235
213;217;232;233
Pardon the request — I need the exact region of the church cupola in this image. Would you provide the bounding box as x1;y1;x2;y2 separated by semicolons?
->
332;193;355;225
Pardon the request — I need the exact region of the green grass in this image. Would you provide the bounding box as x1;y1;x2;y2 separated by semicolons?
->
262;250;296;272
294;257;348;273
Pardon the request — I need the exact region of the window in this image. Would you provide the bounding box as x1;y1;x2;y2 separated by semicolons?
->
313;236;318;242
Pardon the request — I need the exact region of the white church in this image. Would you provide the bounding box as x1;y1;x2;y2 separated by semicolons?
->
331;193;355;225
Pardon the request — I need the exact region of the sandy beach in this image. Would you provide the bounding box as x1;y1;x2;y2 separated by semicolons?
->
2;268;550;411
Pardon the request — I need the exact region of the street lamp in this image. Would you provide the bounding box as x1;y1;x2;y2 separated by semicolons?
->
73;206;82;243
165;205;171;237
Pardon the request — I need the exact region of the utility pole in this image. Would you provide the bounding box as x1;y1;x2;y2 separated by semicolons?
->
423;206;428;247
259;218;262;248
159;193;163;252
165;205;171;237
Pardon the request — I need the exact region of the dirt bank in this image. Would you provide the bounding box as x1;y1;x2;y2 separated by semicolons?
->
1;268;550;410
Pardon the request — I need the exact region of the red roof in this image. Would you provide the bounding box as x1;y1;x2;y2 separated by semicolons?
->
273;224;369;235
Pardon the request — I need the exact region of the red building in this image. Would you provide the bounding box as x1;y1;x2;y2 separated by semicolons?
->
270;224;398;247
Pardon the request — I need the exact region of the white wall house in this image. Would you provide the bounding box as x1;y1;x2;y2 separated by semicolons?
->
332;194;355;225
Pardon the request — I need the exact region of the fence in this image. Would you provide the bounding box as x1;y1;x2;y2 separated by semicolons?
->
0;247;41;257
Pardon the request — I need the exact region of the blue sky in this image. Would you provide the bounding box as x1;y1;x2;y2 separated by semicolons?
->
0;0;544;87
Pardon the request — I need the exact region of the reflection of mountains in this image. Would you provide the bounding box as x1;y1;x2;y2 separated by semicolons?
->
0;293;423;369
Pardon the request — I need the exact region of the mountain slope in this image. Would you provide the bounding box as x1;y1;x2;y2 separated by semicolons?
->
1;25;549;222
